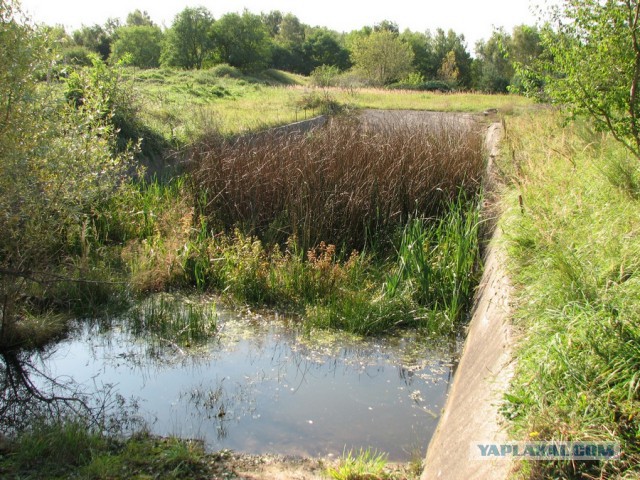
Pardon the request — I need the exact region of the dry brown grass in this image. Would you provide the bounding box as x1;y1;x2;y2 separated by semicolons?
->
190;113;485;250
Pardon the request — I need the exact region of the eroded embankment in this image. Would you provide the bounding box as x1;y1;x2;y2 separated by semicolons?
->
421;122;514;480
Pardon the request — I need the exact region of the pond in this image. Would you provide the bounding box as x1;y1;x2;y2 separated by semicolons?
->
28;297;460;461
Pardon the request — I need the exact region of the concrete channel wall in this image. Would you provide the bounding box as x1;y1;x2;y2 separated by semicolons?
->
421;122;514;480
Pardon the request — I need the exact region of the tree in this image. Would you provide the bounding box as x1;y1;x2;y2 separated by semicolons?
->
302;28;351;74
510;24;543;67
72;24;112;59
110;25;163;68
433;29;472;87
374;20;399;35
507;24;544;94
474;29;514;92
211;11;271;72
270;13;306;73
399;29;437;79
261;10;283;37
350;29;414;85
160;6;214;69
126;9;154;27
438;50;461;84
539;0;640;159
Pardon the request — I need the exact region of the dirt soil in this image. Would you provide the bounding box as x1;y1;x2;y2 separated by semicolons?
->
206;450;419;480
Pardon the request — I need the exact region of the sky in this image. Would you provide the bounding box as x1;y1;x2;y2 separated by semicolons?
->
19;0;555;51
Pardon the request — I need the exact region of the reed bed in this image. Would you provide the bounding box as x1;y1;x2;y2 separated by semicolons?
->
191;114;485;251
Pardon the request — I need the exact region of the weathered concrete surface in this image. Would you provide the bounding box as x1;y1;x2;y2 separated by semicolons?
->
421;122;515;480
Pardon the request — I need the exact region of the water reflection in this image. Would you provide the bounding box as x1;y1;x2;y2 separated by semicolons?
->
0;348;140;436
2;305;460;461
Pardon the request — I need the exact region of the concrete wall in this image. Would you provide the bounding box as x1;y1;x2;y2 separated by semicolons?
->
421;122;515;480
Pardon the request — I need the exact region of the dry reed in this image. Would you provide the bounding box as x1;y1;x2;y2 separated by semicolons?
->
190;113;485;250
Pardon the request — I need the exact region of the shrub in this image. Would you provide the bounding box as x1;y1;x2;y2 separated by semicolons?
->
207;63;242;78
310;64;341;87
0;3;137;347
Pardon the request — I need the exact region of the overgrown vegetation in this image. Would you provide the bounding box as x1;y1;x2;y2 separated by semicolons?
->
45;2;548;93
520;0;640;160
0;2;494;478
501;111;640;479
0;1;135;349
0;422;215;480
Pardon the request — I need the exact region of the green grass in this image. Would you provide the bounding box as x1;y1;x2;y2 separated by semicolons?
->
127;66;535;147
331;88;535;114
130;66;313;142
128;294;217;348
500;111;640;479
327;447;389;480
0;421;213;480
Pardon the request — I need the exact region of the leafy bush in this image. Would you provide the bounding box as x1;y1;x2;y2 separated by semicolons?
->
310;65;341;87
207;63;242;78
0;2;137;347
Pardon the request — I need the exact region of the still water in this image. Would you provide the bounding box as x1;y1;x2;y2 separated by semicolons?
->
39;301;458;461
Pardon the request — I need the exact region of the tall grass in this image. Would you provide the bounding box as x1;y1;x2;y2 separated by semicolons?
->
501;112;640;479
327;448;389;480
191;114;484;252
386;193;481;329
128;294;217;347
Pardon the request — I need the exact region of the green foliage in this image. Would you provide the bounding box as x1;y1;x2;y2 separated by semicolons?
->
302;28;351;74
211;11;272;72
59;45;94;66
129;294;217;347
474;29;513;93
350;30;415;86
535;0;640;159
388;79;452;92
399;30;438;80
310;64;341;87
63;55;142;152
432;29;473;88
110;25;163;68
0;1;136;347
8;420;109;474
160;6;214;69
125;9;154;27
72;23;112;60
1;422;213;480
385;194;481;328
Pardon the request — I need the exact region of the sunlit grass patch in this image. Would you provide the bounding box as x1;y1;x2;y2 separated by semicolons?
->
327;447;389;480
501;111;640;479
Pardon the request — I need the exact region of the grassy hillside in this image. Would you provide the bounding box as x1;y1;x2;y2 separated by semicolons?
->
500;111;640;479
126;66;534;145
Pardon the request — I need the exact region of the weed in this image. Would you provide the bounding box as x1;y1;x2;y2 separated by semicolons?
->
327;447;389;480
128;294;217;347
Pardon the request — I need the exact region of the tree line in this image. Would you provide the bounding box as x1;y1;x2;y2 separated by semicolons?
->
44;7;543;92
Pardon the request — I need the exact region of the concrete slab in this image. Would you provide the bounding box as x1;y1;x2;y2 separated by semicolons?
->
421;122;515;480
